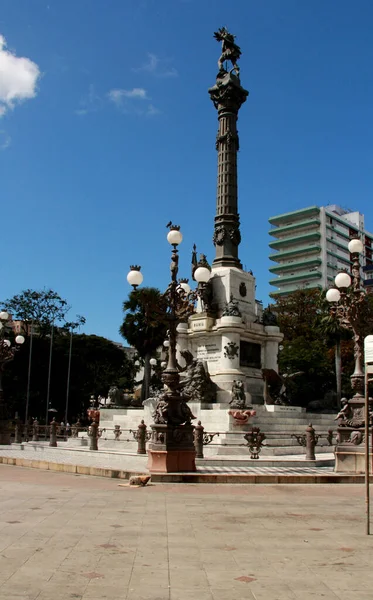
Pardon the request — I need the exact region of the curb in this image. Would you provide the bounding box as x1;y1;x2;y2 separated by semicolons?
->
0;456;146;480
0;455;370;484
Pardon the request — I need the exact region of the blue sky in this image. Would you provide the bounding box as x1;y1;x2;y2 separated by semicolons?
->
1;0;372;343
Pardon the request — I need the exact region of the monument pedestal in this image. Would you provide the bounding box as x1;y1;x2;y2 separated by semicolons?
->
147;424;196;473
335;444;373;474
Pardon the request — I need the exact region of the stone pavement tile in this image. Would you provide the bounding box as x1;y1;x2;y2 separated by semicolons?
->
169;567;208;590
293;593;341;600
201;556;241;570
346;594;373;600
127;589;170;600
247;584;297;600
0;596;39;600
0;583;42;599
171;589;214;600
210;591;256;600
129;567;170;589
83;580;130;598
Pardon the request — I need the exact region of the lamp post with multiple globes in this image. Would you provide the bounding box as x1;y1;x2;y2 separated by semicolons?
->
326;238;372;472
127;223;211;473
0;310;25;444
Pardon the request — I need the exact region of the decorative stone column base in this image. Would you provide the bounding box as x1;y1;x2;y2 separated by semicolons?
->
147;424;196;473
335;444;373;474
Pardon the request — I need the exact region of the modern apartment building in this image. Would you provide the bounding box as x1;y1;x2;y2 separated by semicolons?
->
269;205;373;296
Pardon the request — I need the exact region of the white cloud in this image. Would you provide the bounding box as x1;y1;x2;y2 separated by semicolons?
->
146;104;160;117
75;83;102;116
0;34;40;117
0;130;11;150
108;88;148;106
108;87;160;117
133;53;178;78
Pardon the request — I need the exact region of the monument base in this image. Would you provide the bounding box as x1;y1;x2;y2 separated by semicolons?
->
147;423;196;473
335;445;373;474
147;449;196;473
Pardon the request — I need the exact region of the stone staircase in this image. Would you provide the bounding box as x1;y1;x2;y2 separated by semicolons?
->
201;405;337;457
93;404;337;458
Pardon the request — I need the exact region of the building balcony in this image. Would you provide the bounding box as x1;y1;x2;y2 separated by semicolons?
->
270;282;323;297
269;231;321;249
269;270;322;287
269;245;321;262
269;206;320;226
269;218;321;238
269;257;322;274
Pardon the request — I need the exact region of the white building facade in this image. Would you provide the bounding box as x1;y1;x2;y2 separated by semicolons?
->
269;205;373;296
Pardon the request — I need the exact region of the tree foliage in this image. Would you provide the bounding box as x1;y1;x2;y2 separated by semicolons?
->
271;288;373;406
3;333;136;423
2;289;70;337
120;287;168;401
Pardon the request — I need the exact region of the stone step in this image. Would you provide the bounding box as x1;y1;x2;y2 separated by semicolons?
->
214;445;333;456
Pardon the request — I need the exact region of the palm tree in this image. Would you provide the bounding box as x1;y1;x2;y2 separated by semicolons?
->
120;288;168;402
318;294;350;406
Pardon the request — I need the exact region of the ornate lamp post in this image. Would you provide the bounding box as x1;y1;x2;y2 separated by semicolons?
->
326;238;372;472
0;311;25;444
127;224;211;473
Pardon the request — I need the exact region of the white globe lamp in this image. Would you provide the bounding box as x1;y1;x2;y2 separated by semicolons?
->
194;266;211;283
167;228;183;246
335;272;351;289
127;266;143;289
326;288;341;303
348;238;363;254
178;281;191;294
15;335;25;345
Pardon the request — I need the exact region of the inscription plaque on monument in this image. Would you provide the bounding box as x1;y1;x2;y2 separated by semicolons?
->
197;343;221;364
240;341;261;369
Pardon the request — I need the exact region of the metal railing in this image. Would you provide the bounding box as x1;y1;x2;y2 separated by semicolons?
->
11;419;336;460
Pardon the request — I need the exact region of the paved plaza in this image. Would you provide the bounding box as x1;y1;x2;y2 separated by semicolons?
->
0;444;335;477
0;465;372;600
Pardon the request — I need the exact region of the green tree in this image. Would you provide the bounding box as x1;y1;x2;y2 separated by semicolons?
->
1;288;70;337
270;288;323;341
120;288;168;402
272;289;335;405
3;333;136;423
272;287;373;405
278;337;334;406
317;293;352;406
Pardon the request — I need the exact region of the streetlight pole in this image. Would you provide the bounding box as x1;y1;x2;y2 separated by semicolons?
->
64;326;73;426
364;335;373;535
25;320;34;436
326;238;372;502
127;223;211;473
64;316;85;426
45;321;54;437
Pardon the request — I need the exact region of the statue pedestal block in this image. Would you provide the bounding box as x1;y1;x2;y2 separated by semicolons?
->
147;449;196;473
335;445;373;474
147;423;196;473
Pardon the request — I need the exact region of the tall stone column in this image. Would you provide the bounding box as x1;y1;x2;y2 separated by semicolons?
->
209;68;248;268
